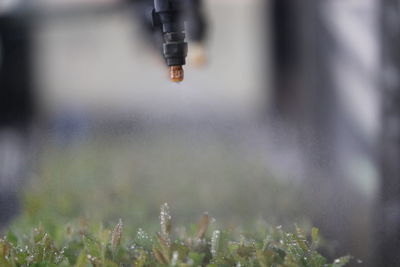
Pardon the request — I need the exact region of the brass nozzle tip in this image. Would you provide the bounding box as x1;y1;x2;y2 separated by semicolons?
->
170;65;184;82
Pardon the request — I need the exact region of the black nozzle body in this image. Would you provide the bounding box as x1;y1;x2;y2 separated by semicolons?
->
153;0;188;66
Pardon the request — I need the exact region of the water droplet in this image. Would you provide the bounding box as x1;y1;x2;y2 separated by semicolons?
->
211;230;221;257
160;203;172;237
136;228;151;241
171;251;179;266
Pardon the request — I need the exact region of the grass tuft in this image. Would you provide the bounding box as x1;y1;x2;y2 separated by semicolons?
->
1;204;350;266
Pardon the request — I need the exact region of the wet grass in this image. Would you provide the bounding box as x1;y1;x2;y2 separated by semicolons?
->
2;129;351;266
1;203;350;266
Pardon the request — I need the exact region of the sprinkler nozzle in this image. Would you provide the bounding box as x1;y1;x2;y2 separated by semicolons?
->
153;0;188;82
170;65;184;82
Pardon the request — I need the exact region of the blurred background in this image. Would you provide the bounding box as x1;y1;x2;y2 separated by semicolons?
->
1;0;399;266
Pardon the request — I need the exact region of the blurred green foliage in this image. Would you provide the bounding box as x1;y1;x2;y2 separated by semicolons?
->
1;204;350;266
1;132;352;265
11;133;309;236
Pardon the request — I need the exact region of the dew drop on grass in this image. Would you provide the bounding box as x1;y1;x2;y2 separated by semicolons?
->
160;203;172;237
211;230;221;257
111;218;123;251
136;228;150;241
171;251;179;265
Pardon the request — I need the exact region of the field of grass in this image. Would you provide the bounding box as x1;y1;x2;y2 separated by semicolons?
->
1;203;350;266
2;127;351;266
